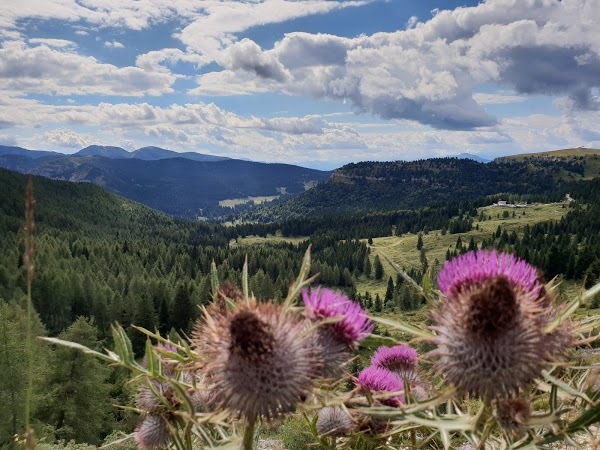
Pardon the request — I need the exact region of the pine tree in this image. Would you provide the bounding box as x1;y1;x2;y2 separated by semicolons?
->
373;293;383;312
41;317;112;445
364;256;372;278
416;233;423;250
385;276;394;304
172;281;196;333
0;303;48;445
374;255;384;280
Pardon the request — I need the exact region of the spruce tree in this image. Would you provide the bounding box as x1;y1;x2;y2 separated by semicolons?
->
374;255;384;280
385;276;394;304
416;233;423;250
41;317;112;445
172;281;196;333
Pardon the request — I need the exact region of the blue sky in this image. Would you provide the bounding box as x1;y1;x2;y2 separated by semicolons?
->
0;0;598;168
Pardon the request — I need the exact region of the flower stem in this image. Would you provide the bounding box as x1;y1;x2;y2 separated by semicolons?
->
24;177;35;435
242;418;256;450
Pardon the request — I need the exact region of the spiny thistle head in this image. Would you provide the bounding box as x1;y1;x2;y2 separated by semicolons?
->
431;250;570;399
302;287;374;347
136;380;175;413
310;325;352;378
134;415;170;450
495;398;531;435
193;300;319;421
357;366;404;407
316;406;354;437
215;281;244;308
371;345;418;380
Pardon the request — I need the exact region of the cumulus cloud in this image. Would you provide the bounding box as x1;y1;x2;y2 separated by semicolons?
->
104;40;125;49
145;125;192;143
0;41;175;96
44;128;91;148
219;39;290;82
0;1;367;62
198;0;600;129
176;1;368;60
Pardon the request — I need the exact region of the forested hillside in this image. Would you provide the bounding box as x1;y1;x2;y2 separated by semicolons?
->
0;149;330;218
1;167;600;446
251;156;590;220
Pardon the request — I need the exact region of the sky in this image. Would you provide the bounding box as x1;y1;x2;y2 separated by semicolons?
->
0;0;599;169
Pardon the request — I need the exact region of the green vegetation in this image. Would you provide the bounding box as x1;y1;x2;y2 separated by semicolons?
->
359;202;568;296
0;153;330;218
1;161;600;447
252;156;586;219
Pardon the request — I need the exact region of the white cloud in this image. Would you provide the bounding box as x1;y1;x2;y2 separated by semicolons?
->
0;0;368;62
0;41;176;96
28;38;77;48
199;0;600;129
0;134;18;146
176;1;368;61
473;93;526;105
104;40;125;49
44;128;92;148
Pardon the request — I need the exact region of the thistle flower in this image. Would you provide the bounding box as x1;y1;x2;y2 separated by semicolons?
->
316;407;354;437
357;366;404;407
193;300;318;421
371;345;418;380
216;281;244;308
136;380;173;413
303;287;373;377
134;415;170;450
437;250;542;298
431;250;570;399
495;398;530;435
303;287;373;346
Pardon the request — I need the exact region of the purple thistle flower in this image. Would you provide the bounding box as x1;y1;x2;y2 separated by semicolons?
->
371;345;418;380
134;415;170;450
437;250;542;298
430;250;571;399
303;287;374;347
193;300;319;421
357;366;404;407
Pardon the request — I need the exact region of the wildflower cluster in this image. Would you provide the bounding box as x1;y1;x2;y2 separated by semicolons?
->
46;248;600;450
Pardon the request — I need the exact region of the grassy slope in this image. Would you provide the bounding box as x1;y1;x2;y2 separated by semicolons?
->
232;201;572;298
502;147;600;160
500;147;600;180
358;202;569;297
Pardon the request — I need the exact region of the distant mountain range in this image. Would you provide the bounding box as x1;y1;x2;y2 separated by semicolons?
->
0;145;330;218
453;153;491;163
2;144;597;221
0;144;230;162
